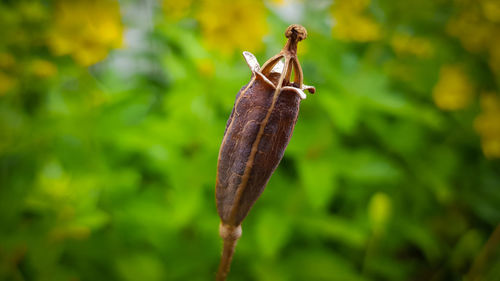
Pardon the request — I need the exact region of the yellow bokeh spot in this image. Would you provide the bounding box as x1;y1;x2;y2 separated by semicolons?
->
447;11;492;53
266;0;290;7
0;72;17;95
197;0;269;55
0;53;16;69
447;0;499;55
480;139;500;158
48;0;124;66
481;0;500;23
162;0;192;20
489;36;500;73
474;93;500;158
31;59;58;78
331;0;381;42
391;33;434;58
432;65;474;110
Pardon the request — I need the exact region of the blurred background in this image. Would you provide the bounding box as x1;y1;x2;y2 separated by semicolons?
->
1;0;500;280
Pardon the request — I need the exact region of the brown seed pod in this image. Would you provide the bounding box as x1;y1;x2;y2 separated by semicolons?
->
215;24;315;281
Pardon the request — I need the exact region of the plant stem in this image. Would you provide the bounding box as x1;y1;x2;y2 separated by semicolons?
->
216;224;242;281
216;237;239;281
466;223;500;281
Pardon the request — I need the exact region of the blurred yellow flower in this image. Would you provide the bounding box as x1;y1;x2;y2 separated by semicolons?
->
331;0;381;42
0;72;17;95
48;0;124;66
30;59;57;78
391;33;434;58
447;10;493;53
197;0;268;54
270;0;286;6
0;53;17;95
0;53;16;69
448;0;500;78
489;36;500;73
481;0;500;23
432;65;474;110
162;0;192;21
448;0;499;56
474;93;500;158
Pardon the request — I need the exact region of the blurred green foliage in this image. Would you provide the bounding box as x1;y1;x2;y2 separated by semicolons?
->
1;0;500;280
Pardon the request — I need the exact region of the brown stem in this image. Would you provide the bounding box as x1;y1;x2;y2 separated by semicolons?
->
216;224;242;281
466;223;500;281
292;57;303;87
283;58;293;86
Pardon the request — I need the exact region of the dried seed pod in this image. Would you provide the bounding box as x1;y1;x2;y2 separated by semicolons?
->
215;24;315;281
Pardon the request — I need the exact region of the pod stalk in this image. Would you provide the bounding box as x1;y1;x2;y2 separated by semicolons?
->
216;224;242;281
